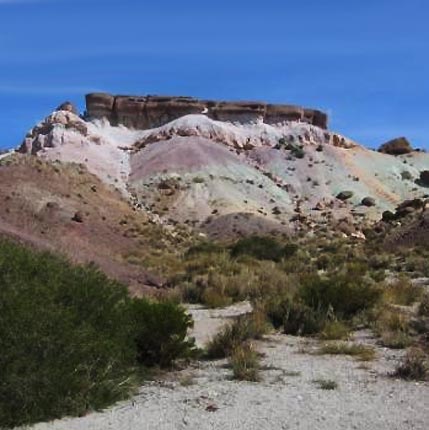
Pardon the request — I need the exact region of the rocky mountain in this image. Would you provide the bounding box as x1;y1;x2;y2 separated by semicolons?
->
13;93;428;243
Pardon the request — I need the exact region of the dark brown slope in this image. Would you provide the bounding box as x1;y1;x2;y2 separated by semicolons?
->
0;155;187;295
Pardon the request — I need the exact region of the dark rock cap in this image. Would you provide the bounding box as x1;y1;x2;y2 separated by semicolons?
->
85;93;329;130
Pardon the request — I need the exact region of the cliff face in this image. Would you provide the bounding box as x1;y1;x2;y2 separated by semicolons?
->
85;93;328;130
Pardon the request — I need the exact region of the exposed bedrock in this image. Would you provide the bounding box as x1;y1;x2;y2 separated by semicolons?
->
85;93;329;130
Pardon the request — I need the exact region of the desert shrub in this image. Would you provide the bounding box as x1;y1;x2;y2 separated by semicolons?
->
265;296;326;336
312;379;338;390
206;311;269;359
0;240;196;428
318;342;376;361
383;277;423;306
185;241;225;257
130;299;197;368
394;348;429;381
320;320;351;340
299;269;382;319
0;240;135;428
230;236;297;262
290;145;305;159
381;331;413;349
418;292;429;317
404;254;429;277
201;287;233;308
282;300;326;335
374;308;413;349
180;250;295;307
230;342;260;381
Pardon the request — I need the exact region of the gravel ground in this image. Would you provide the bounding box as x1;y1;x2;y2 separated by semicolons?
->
31;304;429;430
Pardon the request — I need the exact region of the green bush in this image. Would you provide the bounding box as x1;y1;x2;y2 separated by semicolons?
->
282;300;326;336
0;239;196;428
299;270;382;319
131;298;196;368
0;240;135;428
230;236;297;263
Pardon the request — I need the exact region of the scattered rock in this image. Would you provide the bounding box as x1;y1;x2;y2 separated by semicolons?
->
382;210;396;222
71;211;84;223
336;191;354;201
361;197;376;207
56;101;79;115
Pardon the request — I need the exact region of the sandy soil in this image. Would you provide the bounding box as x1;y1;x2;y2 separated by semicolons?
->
31;303;429;430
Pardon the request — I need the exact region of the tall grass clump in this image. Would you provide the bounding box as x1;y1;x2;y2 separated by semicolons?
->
383;277;423;306
206;311;269;359
0;239;195;428
230;342;260;381
394;348;429;381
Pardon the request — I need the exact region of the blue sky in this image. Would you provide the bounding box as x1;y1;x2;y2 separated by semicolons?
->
0;0;428;149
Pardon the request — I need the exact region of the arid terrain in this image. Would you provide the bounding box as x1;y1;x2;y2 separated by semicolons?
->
30;302;429;430
2;95;429;430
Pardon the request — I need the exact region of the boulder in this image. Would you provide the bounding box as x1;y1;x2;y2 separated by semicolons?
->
378;137;413;155
336;191;354;201
382;210;396;222
56;101;78;115
71;211;84;223
361;197;376;207
419;170;429;186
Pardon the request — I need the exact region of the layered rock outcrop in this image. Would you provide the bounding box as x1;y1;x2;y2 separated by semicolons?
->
85;93;328;130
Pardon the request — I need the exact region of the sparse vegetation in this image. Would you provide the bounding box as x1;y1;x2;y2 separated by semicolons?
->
383;277;423;306
230;342;261;382
394;347;429;381
0;239;196;428
206;311;269;359
230;236;298;262
318;342;376;361
374;308;413;349
418;292;429;316
312;378;338;390
320;320;351;340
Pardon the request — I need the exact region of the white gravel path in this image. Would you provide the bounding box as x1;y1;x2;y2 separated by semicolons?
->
30;304;429;430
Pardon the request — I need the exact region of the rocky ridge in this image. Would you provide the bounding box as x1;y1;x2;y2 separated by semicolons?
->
12;95;429;240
